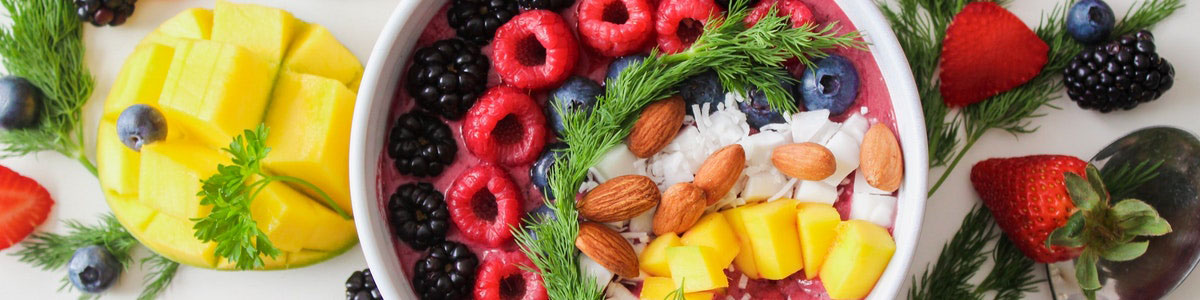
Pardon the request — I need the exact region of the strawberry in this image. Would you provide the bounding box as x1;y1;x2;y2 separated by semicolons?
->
939;2;1048;107
0;165;54;250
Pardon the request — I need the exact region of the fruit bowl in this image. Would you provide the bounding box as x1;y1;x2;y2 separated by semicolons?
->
348;0;926;298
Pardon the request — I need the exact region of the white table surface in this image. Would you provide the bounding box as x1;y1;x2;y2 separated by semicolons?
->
0;0;1196;299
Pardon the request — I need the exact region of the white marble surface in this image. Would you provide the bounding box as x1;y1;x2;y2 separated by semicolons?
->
0;0;1197;299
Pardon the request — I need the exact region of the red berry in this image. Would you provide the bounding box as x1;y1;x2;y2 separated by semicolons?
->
473;251;549;300
577;0;655;57
493;10;580;90
446;165;524;247
654;0;722;54
0;165;53;250
971;155;1087;263
745;0;814;28
940;2;1048;107
463;86;548;166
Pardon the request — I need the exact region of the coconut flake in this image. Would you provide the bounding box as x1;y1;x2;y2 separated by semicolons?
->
605;282;637;300
628;208;655;234
580;255;616;287
768;178;800;202
738;274;749;288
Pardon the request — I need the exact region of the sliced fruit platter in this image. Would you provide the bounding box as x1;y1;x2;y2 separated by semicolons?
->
351;0;924;299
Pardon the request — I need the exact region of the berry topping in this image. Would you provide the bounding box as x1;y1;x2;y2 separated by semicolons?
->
388;183;451;250
345;268;383;300
547;76;602;136
413;241;479;300
530;142;567;199
67;245;121;293
800;54;860;115
739;80;793;129
473;251;549;300
577;0;655;57
448;0;520;44
676;70;725;115
970;155;1088;263
519;0;576;10
492;10;580;90
0;76;41;131
387;111;458;177
939;2;1048;107
463;86;548;166
605;54;648;81
0;165;53;250
1064;30;1174;112
1067;0;1115;44
654;0;722;54
116;104;167;152
745;0;814;28
75;0;137;27
446;165;524;247
406;39;490;120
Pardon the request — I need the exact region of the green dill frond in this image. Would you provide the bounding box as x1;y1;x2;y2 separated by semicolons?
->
14;214;137;270
138;254;180;300
908;205;1037;300
1100;159;1163;199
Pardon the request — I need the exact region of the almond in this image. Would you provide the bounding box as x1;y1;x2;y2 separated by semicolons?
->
628;96;686;158
860;124;903;192
576;222;639;278
693;144;746;205
578;175;661;222
771;142;836;180
652;182;707;235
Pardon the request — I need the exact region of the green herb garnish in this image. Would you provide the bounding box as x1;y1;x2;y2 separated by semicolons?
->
192;124;350;270
908;205;1038;300
513;1;862;298
138;253;179;300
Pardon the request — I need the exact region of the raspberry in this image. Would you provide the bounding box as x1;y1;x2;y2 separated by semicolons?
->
655;0;723;54
463;86;548;166
577;0;655;57
473;251;549;300
446;165;524;247
745;0;814;28
492;10;580;90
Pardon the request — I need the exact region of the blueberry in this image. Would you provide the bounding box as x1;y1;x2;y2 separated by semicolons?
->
738;80;795;129
605;55;648;82
800;55;859;115
116;104;168;151
0;76;41;130
67;246;121;294
530;142;566;199
677;70;726;115
1067;0;1115;44
546;76;602;136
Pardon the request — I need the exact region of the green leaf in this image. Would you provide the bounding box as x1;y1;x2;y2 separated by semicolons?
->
1064;172;1099;211
1075;251;1102;291
1085;165;1110;203
1100;241;1149;261
1120;215;1172;236
1047;212;1086;248
1111;199;1158;219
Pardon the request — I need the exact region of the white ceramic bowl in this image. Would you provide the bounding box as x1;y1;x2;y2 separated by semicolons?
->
349;0;927;298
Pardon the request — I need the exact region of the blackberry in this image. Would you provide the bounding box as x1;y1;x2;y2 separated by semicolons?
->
518;0;575;10
388;183;451;250
1064;30;1175;112
74;0;136;27
406;39;490;119
715;0;759;10
345;268;383;300
413;241;478;300
448;0;519;44
387;111;457;177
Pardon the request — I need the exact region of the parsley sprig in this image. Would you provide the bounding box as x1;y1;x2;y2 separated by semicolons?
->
192;124;350;270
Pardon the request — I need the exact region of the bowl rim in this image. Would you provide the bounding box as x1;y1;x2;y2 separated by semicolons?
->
348;0;928;298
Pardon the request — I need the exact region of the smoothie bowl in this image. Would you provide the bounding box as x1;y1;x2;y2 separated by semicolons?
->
349;0;926;298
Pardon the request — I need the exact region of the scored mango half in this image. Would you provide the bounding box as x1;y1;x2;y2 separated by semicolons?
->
97;1;363;270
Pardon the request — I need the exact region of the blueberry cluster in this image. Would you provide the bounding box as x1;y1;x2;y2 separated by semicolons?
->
75;0;137;27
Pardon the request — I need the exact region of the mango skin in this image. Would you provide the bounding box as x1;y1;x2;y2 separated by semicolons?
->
820;220;896;299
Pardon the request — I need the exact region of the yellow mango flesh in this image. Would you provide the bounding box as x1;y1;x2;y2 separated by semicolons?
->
680;213;740;267
96;121;140;195
741;199;804;280
820;220;896;299
105;192;157;232
138;213;219;268
211;0;297;66
640;277;714;300
159;39;274;148
262;72;355;213
640;233;682;277
138;142;222;220
284;23;363;87
667;246;728;292
720;206;760;279
796;203;841;279
156;8;213;41
103;44;175;118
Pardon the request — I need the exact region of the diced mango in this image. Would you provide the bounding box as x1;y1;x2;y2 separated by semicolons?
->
102;44;175;118
248;180;320;252
666;246;727;293
211;0;297;66
158;8;214;40
741;199;804;280
820;220;896;299
641;233;682;277
796;203;841;279
158;40;273;148
105;192;157;232
302;209;357;252
139;214;218;268
720;206;760;279
137;142;223;219
262;71;355;213
680;213;739;267
283;23;363;87
640;277;714;300
97;121;140;195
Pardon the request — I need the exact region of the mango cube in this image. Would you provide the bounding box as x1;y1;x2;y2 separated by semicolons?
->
741;199;804;280
640;277;714;300
666;246;727;292
641;233;682;277
138;142;224;219
139;214;218;268
720;206;760;279
212;0;297;66
103;43;175;118
796;203;841;279
679;213;740;266
302;208;357;252
158;8;213;40
158;40;273;148
105;192;157;232
283;23;363;87
262;72;355;213
96;121;140;195
820;220;896;299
